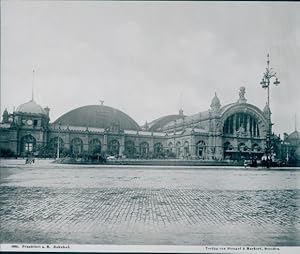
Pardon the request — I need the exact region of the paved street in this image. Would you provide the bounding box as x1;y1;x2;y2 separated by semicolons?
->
0;160;299;245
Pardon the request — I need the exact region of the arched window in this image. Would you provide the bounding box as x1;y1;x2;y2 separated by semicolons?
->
139;142;149;158
153;142;163;158
165;142;174;158
196;140;206;159
21;135;36;154
71;138;83;155
168;142;173;152
238;143;249;152
125;140;135;158
108;139;120;156
89;139;101;154
224;141;233;151
252;143;261;153
223;112;260;137
223;141;234;160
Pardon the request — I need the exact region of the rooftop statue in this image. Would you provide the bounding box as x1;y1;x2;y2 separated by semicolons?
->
238;86;247;103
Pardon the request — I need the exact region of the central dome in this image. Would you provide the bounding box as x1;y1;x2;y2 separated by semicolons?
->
54;105;141;131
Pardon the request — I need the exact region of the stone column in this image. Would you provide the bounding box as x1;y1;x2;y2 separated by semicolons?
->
17;129;21;155
250;117;253;137
191;136;197;159
103;134;107;153
135;139;140;156
10;130;19;155
207;136;213;160
40;130;46;152
83;133;89;152
65;131;70;150
253;121;257;137
247;139;252;152
36;131;44;151
119;135;125;156
233;114;236;134
247;115;250;135
149;137;154;153
215;135;223;160
232;139;238;153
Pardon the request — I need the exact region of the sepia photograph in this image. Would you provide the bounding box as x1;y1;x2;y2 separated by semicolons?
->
0;1;299;253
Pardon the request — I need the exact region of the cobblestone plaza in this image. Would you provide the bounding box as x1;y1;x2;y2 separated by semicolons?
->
0;160;299;246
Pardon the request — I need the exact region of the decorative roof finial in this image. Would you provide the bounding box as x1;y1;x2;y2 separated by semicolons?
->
295;114;298;132
2;108;9;123
178;92;184;116
99;100;104;105
179;108;184;116
144;120;149;130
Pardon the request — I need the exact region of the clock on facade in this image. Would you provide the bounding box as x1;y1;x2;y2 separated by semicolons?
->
27;119;33;126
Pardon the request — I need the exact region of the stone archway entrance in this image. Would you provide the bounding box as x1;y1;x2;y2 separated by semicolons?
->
196;141;206;159
21;135;36;155
108;139;120;156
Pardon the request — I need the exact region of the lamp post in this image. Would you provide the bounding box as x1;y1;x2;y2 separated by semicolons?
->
260;54;280;166
56;122;61;160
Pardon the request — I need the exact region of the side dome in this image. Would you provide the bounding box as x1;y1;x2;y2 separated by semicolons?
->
16;100;46;115
53;105;141;131
210;92;221;111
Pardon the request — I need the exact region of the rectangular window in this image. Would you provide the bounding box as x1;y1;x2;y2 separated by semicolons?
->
33;120;38;127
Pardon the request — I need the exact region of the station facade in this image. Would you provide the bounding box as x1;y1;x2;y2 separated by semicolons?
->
0;87;277;161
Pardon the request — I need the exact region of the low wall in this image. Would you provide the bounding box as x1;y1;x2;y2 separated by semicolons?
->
108;159;244;166
55;158;244;166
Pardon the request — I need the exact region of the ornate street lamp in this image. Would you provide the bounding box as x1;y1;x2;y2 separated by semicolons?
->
260;54;280;165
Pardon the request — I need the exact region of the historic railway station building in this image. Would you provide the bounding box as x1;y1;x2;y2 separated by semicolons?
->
0;87;286;161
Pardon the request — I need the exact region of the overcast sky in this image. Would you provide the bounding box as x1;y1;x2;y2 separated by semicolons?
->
1;1;300;135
